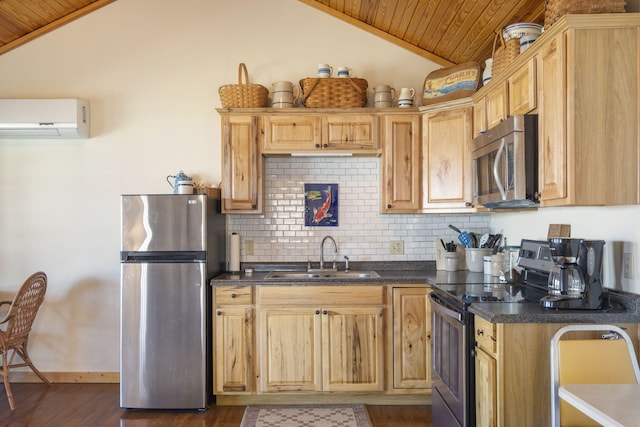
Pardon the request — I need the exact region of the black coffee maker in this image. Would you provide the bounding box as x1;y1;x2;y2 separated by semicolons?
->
540;238;606;310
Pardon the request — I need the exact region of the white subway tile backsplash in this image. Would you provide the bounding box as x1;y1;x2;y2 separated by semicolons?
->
227;157;491;263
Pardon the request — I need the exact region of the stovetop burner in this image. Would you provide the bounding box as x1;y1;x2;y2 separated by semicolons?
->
462;294;503;303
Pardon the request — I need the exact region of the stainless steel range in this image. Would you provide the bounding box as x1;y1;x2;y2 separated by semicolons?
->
429;239;551;427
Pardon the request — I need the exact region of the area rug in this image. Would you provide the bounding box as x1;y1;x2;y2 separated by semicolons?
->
240;404;372;427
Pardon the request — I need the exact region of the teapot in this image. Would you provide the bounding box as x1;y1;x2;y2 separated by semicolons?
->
167;170;193;194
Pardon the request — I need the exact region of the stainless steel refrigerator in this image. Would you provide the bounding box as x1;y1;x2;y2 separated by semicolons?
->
120;194;225;410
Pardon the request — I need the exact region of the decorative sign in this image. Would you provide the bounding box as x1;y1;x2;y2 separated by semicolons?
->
304;184;338;227
422;62;482;105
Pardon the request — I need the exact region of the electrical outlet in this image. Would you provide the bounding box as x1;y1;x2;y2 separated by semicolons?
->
623;252;634;279
245;240;254;256
390;240;404;255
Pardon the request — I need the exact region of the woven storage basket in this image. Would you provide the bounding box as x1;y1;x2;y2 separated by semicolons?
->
219;63;269;108
300;77;368;108
492;31;520;78
544;0;626;28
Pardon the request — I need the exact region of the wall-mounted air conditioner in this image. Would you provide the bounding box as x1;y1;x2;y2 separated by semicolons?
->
0;98;90;139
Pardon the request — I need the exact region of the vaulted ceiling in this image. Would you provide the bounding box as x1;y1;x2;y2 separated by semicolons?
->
299;0;546;66
0;0;115;56
0;0;546;66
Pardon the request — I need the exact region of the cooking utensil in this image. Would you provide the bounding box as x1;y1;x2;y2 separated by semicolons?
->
491;233;503;254
448;224;473;248
469;232;478;248
479;233;490;248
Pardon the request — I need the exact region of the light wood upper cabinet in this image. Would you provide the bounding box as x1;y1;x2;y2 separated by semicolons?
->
474;15;640;207
473;73;509;137
262;112;379;154
485;81;508;130
219;114;263;213
508;57;537;115
472;95;486;138
392;287;430;391
422;99;475;210
537;19;639;206
323;115;378;151
262;115;321;152
381;113;421;213
537;33;567;204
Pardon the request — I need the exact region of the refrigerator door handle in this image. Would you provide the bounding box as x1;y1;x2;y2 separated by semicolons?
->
120;251;206;262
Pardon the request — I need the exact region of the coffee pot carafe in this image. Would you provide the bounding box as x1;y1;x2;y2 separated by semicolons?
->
541;238;605;310
167;170;194;194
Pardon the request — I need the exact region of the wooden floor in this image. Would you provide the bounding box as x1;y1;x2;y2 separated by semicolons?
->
0;383;432;426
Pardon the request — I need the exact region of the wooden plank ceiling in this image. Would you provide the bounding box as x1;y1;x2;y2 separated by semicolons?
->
0;0;545;66
299;0;546;66
0;0;115;56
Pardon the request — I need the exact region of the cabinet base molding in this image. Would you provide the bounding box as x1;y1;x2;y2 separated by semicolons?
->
215;394;430;406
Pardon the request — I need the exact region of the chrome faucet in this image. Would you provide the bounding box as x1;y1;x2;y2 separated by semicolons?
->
320;236;338;270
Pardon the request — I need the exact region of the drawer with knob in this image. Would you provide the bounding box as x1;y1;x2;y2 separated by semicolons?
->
215;285;253;305
475;315;497;354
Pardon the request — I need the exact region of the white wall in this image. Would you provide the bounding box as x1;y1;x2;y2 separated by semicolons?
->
490;206;640;293
1;0;639;374
0;0;443;372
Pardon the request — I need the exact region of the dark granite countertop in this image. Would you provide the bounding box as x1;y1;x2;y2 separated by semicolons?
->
210;261;640;324
427;269;640;324
210;261;436;286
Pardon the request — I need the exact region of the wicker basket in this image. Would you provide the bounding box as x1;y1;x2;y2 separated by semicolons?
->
544;0;626;28
492;31;520;78
300;77;368;108
218;63;269;108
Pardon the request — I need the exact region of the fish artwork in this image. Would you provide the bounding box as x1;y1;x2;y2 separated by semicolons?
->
304;183;338;227
313;185;332;223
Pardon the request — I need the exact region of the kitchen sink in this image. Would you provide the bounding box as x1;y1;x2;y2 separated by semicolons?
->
264;270;381;280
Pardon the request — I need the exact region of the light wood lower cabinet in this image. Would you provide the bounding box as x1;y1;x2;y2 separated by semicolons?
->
213;284;431;401
473;318;640;427
392;287;431;391
257;285;384;393
213;286;254;394
258;307;321;392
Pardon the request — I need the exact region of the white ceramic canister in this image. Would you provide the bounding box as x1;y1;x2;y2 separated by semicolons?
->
271;81;300;108
483;256;493;275
373;85;396;108
177;180;194;194
483;58;493;84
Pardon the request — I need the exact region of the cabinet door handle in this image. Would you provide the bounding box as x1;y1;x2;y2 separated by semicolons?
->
477;329;484;336
315;310;320;315
231;293;236;299
387;204;392;209
323;310;328;315
315;143;321;148
322;143;328;148
217;311;222;316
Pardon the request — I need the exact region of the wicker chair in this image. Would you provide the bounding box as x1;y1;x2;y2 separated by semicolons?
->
0;271;50;410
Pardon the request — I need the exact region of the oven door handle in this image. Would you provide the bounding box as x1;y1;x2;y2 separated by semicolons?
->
430;292;463;323
493;138;507;200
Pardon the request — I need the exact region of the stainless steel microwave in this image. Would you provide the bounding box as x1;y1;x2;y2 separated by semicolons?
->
472;114;538;208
